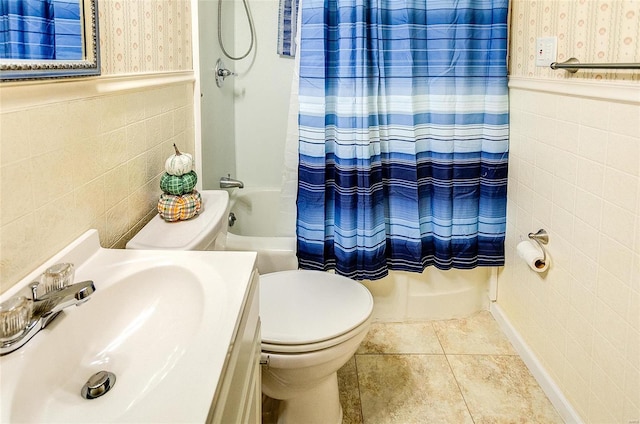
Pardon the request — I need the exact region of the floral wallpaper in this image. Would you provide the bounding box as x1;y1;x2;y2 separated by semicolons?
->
510;0;640;81
98;0;193;74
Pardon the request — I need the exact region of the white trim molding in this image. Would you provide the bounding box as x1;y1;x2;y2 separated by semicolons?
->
0;71;195;113
490;303;584;424
508;76;640;105
191;0;203;192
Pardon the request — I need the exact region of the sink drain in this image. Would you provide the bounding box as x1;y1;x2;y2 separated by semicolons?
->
81;370;116;399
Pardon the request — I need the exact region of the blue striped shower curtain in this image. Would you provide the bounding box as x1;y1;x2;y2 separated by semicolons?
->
0;0;82;60
296;0;510;280
51;0;82;60
0;0;56;59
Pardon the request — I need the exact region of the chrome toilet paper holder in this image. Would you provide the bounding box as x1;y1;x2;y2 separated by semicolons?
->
527;229;549;265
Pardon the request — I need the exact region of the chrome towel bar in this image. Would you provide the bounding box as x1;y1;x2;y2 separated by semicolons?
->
550;57;640;73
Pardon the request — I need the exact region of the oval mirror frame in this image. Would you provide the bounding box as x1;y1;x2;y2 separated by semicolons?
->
0;0;100;81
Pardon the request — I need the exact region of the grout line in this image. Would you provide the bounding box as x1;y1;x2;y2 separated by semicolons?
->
432;320;447;355
433;321;478;423
443;353;477;424
353;354;365;424
357;351;519;356
356;352;446;356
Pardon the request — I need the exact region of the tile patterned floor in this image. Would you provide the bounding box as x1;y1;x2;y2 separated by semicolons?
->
337;311;565;424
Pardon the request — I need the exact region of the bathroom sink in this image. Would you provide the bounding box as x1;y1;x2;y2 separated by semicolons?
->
0;230;257;423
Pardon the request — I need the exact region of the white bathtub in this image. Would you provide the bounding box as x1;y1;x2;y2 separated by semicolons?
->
225;188;298;274
225;187;490;320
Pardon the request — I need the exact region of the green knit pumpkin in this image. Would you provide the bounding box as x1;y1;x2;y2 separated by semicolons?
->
160;171;197;195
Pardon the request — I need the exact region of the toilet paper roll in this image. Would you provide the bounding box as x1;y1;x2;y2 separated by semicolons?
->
517;240;549;273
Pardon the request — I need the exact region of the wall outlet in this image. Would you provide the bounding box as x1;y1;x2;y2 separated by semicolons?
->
535;36;557;67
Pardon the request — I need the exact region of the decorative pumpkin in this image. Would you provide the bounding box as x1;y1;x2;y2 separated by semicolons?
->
160;171;197;195
165;144;193;176
157;191;202;222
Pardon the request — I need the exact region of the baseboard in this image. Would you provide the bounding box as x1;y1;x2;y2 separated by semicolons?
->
489;303;584;424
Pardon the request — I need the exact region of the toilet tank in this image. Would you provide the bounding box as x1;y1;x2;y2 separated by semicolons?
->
126;190;230;251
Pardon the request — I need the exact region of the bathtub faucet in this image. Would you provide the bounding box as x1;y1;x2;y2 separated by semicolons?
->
220;174;244;189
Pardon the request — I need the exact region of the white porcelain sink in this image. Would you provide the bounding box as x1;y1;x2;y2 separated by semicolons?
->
0;230;257;423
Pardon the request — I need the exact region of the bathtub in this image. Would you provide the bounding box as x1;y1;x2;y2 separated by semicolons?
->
225;188;298;274
225;187;490;320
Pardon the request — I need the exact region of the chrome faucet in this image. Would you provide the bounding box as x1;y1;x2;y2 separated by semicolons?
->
220;174;244;189
32;279;95;327
0;264;95;355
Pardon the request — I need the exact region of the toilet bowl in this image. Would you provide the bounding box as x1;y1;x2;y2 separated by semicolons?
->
126;190;373;424
260;270;373;424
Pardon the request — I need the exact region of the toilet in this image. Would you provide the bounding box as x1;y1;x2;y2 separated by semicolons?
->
126;190;373;424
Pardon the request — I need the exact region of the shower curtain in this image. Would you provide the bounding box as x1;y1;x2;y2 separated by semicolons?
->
0;0;81;60
0;0;56;59
296;0;510;280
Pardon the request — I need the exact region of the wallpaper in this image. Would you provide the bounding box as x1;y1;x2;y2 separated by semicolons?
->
98;0;193;74
510;0;640;81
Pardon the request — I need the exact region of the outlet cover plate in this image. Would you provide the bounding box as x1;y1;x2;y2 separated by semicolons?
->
536;36;557;67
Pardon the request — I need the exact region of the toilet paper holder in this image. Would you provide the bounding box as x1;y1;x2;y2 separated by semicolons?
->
527;229;549;265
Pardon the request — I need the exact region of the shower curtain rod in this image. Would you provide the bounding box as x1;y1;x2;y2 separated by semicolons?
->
550;57;640;73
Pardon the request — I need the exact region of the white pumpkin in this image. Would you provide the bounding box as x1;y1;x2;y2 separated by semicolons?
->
165;144;193;176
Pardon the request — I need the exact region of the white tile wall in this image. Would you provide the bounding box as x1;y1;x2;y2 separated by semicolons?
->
0;83;195;293
231;0;296;188
501;83;640;423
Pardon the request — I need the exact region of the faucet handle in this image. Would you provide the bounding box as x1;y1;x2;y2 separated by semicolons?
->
0;296;33;341
42;263;75;295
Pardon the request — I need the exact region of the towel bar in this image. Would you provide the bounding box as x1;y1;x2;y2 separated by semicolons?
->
551;57;640;73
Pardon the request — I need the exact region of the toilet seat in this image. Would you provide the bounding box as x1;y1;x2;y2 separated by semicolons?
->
260;270;373;353
261;318;372;353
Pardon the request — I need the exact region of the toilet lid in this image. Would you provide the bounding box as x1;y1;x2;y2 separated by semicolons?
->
260;270;373;346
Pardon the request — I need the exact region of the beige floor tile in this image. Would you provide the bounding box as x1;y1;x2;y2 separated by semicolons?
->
356;354;473;424
338;356;364;424
261;395;280;424
447;354;564;424
433;311;517;355
357;322;444;354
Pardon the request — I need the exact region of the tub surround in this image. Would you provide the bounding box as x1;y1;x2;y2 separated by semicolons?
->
196;0;296;189
226;188;297;274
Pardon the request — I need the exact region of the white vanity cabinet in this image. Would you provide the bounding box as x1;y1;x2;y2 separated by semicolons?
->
208;270;261;423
